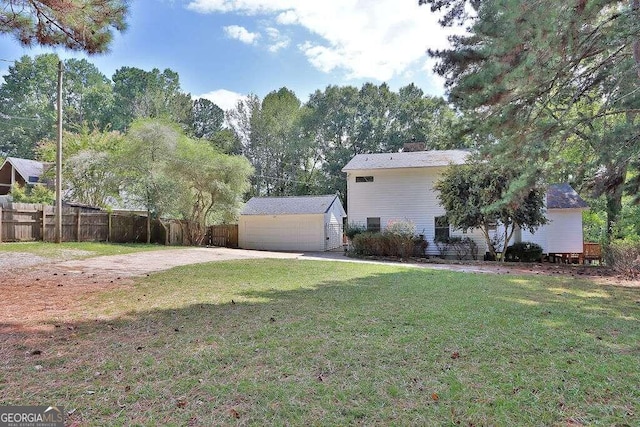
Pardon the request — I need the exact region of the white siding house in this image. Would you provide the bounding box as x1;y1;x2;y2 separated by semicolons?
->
239;194;346;252
342;150;488;256
342;150;588;257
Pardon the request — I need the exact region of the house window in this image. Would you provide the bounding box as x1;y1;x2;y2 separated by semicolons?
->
356;176;374;183
28;176;39;183
367;217;381;232
434;216;450;242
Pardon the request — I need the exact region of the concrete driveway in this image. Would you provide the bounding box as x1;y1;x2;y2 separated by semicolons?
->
54;246;497;278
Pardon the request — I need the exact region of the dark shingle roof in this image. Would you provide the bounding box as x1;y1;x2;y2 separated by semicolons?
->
241;195;344;215
547;183;589;209
342;150;470;171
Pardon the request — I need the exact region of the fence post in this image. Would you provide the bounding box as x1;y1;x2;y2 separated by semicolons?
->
0;206;3;243
41;205;46;242
76;209;81;242
107;212;111;243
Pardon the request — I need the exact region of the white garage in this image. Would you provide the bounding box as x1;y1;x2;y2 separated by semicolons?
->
239;194;346;251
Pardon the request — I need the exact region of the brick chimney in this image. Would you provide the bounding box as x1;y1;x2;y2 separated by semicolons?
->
402;142;426;152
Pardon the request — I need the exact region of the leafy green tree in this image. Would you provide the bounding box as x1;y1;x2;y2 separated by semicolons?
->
118;119;187;224
38;125;125;207
303;85;359;197
228;88;309;197
170;138;253;244
435;158;547;259
190;98;224;140
0;54;58;157
387;84;462;151
10;183;55;204
0;0;128;53
63;58;114;130
352;83;396;154
207;128;242;155
111;67;192;131
0;54;115;157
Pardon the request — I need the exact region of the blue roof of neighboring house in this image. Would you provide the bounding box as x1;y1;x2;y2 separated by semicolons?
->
342;150;470;171
242;194;345;216
547;183;589;209
2;157;45;182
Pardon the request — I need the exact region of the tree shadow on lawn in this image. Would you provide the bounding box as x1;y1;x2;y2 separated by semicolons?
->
1;266;638;425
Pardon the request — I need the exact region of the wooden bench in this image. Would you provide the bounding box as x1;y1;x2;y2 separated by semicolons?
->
547;243;602;264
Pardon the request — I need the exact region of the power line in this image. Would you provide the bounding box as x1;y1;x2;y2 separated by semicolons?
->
0;112;46;122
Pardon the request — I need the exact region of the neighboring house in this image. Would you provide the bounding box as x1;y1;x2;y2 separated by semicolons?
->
239;194;346;252
342;149;588;257
0;157;47;196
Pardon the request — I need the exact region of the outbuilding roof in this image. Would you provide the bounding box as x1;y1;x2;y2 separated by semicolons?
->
1;157;45;182
241;194;344;216
547;183;589;209
342;150;470;171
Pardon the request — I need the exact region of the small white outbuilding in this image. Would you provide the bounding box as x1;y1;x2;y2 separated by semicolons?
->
520;183;590;254
238;194;346;252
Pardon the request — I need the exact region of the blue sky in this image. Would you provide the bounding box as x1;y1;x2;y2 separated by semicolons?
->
0;0;455;110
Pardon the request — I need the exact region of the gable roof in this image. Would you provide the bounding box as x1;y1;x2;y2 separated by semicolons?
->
241;194;345;216
1;157;45;182
547;183;589;210
342;150;471;172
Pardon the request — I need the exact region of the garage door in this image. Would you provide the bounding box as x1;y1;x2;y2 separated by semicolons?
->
240;214;325;251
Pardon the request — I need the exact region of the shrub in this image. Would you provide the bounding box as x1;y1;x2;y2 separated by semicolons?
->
351;230;428;259
385;219;416;237
344;223;366;240
604;239;640;279
351;232;383;256
10;184;55;205
449;236;479;260
505;242;543;262
433;236;478;260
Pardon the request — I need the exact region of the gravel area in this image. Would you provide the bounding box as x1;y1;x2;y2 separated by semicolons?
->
0;252;51;270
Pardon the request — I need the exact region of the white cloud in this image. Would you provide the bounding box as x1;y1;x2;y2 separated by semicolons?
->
265;27;290;53
196;89;247;112
223;25;260;44
187;0;455;81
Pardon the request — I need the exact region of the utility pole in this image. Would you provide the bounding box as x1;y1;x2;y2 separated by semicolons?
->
55;60;63;243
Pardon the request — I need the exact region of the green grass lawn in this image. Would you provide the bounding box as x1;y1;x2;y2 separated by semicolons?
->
0;241;177;259
1;259;638;426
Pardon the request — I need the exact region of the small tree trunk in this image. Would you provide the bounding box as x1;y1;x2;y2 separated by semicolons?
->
146;209;151;244
480;224;496;260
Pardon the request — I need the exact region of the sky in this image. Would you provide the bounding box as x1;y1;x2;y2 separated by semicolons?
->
0;0;456;111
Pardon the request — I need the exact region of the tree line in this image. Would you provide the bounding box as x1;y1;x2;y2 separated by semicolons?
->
0;53;466;203
0;54;225;158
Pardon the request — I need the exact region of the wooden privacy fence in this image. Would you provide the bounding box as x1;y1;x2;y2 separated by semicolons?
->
0;204;239;248
208;224;239;248
0;204;150;243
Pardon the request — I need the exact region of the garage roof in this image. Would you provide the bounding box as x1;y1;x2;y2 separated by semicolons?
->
242;194;344;215
342;149;470;171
